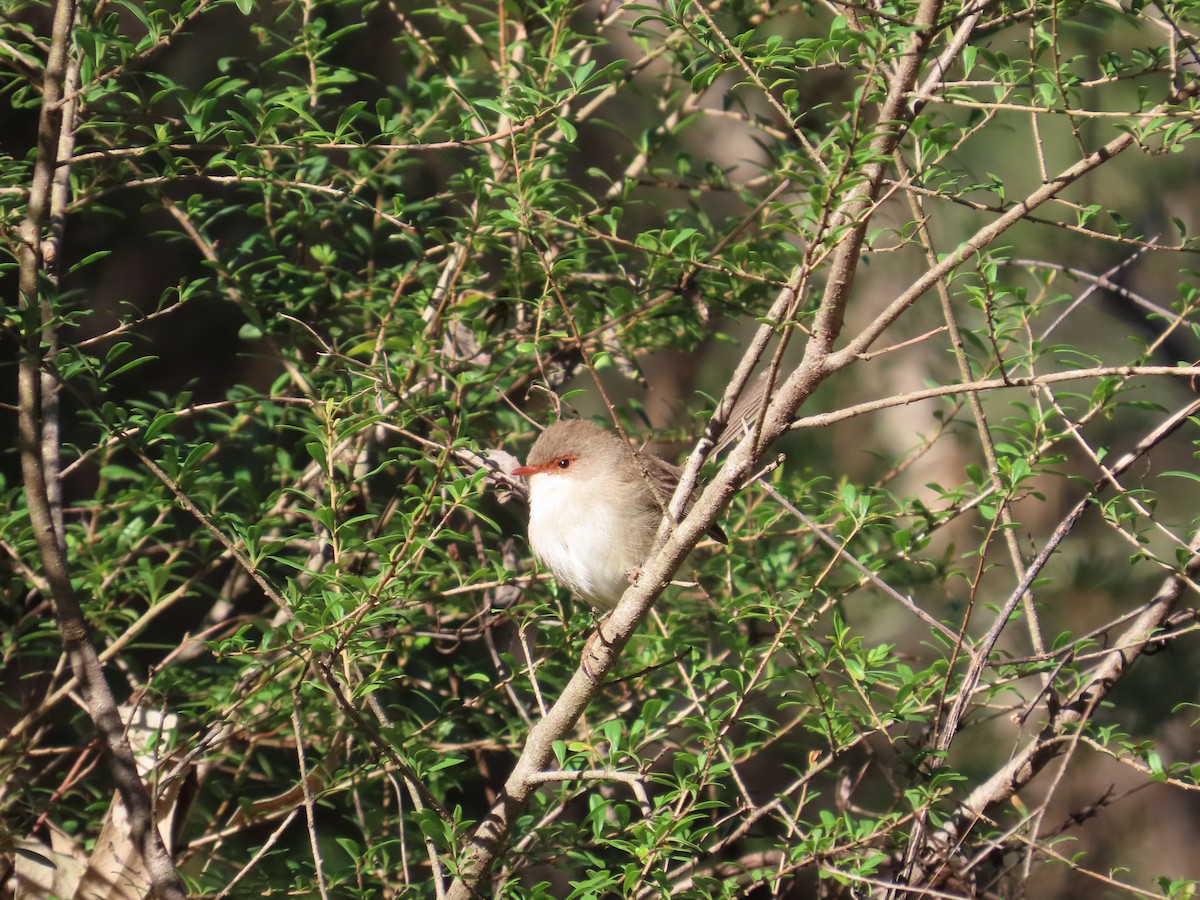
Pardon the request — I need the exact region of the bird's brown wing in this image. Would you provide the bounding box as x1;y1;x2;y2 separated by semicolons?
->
633;450;728;544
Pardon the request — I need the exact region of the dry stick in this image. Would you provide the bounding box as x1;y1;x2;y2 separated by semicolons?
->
445;2;947;895
14;0;186;897
790;365;1200;429
66;126;532;166
211;808;302;900
1026;247;1165;338
291;699;333;900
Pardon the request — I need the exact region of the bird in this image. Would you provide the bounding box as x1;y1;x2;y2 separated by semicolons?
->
512;419;724;610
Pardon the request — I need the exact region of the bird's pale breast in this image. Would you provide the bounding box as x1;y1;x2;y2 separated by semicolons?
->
525;471;654;609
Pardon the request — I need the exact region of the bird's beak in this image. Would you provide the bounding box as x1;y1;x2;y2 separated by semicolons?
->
512;464;537;477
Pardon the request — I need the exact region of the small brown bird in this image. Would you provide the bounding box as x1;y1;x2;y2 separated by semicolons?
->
512;420;723;609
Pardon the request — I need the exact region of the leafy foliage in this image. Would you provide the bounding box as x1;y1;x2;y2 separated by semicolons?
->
2;0;1200;897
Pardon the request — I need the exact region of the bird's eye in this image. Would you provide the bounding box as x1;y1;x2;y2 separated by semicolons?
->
556;457;572;469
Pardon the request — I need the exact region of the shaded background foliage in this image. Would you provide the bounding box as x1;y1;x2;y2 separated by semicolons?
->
2;0;1200;897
